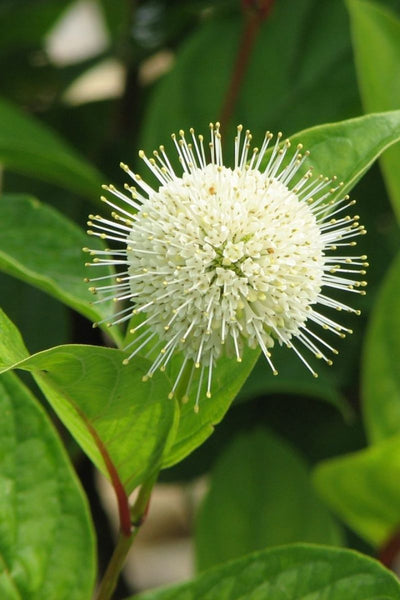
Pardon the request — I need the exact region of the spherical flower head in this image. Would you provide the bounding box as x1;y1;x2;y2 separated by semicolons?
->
85;123;367;411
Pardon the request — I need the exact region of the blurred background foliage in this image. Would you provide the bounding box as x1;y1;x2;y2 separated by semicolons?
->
1;0;400;596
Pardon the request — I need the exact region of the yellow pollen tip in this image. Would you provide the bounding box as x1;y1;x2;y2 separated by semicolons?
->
122;359;129;366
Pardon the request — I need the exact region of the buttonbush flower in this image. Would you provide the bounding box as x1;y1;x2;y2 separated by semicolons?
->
84;124;367;410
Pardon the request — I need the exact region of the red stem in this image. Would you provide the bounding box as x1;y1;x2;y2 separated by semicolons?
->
73;404;132;537
219;0;275;135
379;528;400;569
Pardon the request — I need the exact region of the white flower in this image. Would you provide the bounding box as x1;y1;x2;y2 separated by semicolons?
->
84;123;367;411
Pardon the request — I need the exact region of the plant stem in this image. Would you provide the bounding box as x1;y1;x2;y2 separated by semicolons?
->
379;528;400;569
219;0;276;136
96;472;158;600
96;530;138;600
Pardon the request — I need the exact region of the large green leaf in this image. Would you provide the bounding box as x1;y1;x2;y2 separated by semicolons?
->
1;345;178;496
0;194;120;344
347;0;400;221
195;429;342;572
363;253;400;443
287;110;400;200
134;544;400;600
0;97;102;199
314;434;400;547
0;371;95;600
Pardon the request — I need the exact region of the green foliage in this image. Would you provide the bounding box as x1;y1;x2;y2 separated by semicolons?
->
363;252;400;442
162;346;259;467
0;1;73;51
1;0;400;597
314;434;400;547
0;194;120;345
140;0;359;162
347;0;400;221
134;544;400;600
288;110;400;199
195;429;342;572
0;307;29;369
0;98;102;199
1;345;178;495
0;274;70;355
0;371;95;600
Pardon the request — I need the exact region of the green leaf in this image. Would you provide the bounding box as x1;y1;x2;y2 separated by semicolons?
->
161;346;259;468
1;345;178;495
0;194;120;344
363;253;400;443
287;110;400;200
140;0;359;160
347;0;400;221
133;544;400;600
0;307;29;370
0;371;95;600
314;434;400;547
195;429;343;572
0;97;102;199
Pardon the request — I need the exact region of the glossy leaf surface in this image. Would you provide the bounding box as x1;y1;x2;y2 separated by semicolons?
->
314;434;400;547
134;544;400;600
0;372;95;600
347;0;400;221
2;345;178;495
0;194;120;344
